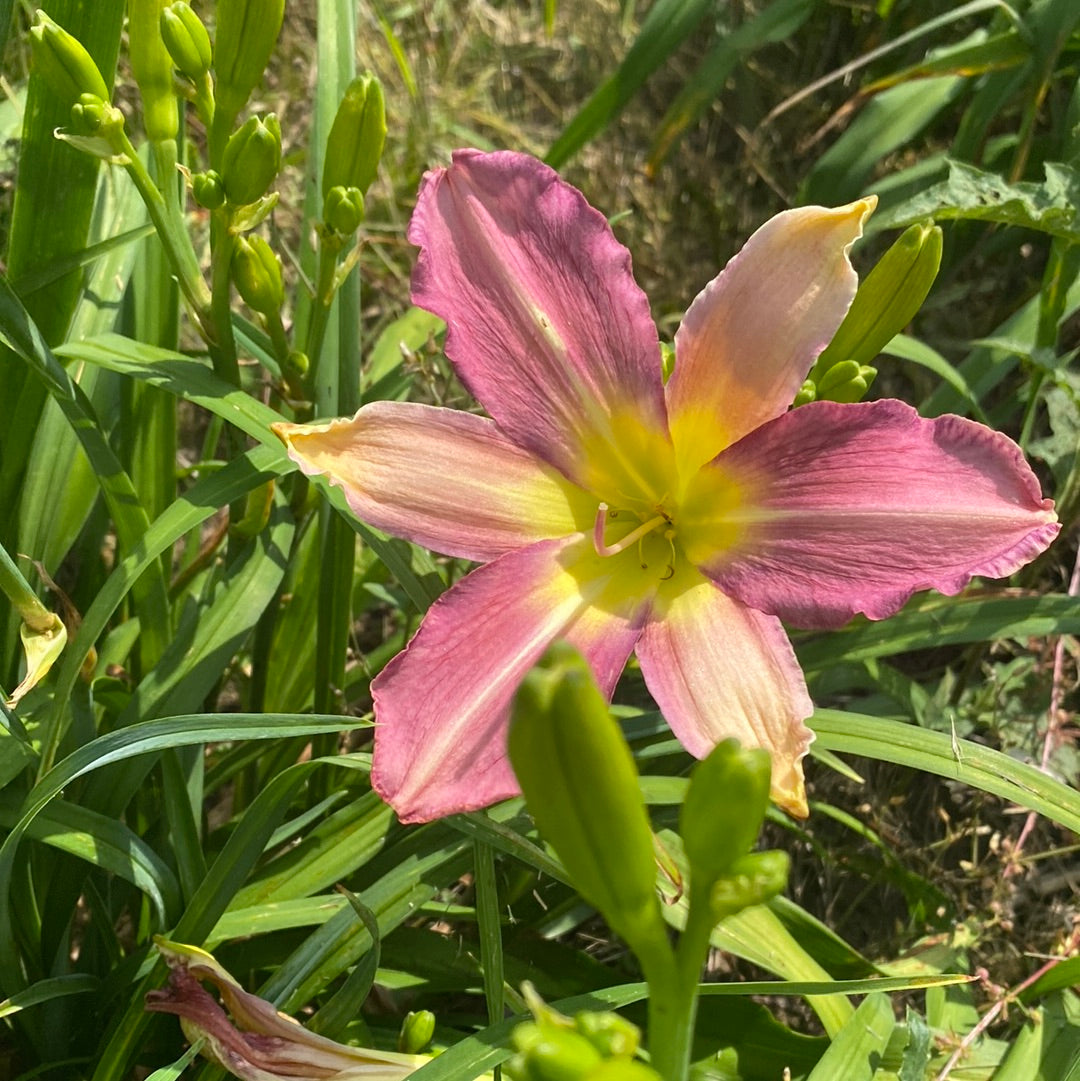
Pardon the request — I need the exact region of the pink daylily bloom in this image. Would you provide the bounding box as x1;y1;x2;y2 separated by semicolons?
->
273;149;1058;823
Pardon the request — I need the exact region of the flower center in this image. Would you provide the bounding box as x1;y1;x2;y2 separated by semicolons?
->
592;502;679;580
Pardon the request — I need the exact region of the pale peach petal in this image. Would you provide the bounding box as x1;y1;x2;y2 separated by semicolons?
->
635;568;814;817
667;198;874;475
273;402;593;561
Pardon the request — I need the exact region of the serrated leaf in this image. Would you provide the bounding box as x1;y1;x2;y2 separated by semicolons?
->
873;160;1080;239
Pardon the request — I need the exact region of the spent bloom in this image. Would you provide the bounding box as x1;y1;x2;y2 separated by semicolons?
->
145;938;426;1081
274;150;1057;823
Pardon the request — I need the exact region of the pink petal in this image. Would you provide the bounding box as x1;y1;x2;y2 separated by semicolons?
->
636;569;814;817
272;402;594;562
667;199;875;475
695;399;1059;628
371;537;648;823
408;149;672;500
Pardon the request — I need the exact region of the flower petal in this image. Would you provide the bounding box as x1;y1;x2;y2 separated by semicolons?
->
408;149;673;501
697;399;1060;628
273;402;594;561
371;537;648;822
667;199;874;475
635;567;814;817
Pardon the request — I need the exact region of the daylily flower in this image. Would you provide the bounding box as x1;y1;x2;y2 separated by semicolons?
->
273;149;1058;823
145;937;426;1081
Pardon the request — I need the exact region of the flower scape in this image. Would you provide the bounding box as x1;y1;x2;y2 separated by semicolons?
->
273;149;1058;824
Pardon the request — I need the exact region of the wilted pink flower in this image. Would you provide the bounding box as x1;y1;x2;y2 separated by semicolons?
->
146;938;426;1081
274;150;1057;823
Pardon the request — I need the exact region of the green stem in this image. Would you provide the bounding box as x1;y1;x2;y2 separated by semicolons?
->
0;542;52;631
305;232;344;383
264;309;292;370
115;128;212;334
644;883;716;1081
208;210;241;385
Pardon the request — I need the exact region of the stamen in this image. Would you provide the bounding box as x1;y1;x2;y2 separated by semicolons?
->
592;503;668;558
660;528;677;580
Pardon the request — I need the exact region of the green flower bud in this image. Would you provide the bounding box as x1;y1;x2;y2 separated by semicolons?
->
324;185;365;235
161;2;212;81
512;1021;545;1054
29;10;110;106
285;349;309;377
708;849;789;920
397;1010;435;1054
69;93;106;134
213;0;284;124
509;644;667;958
191;169;225;210
321;74;386;199
681;740;771;897
520;1031;603;1081
221;113;281;206
816;360;877;403
810;220;942;383
574;1012;640;1060
793;378;816;406
587;1061;664;1081
815;359;861;395
232;234;283;316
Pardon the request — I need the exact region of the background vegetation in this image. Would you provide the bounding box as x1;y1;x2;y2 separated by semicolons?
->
1;0;1079;1078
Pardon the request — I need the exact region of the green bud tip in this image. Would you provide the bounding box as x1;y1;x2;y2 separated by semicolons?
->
574;1012;640;1059
192;170;226;210
161;2;213;81
30;10;110;105
681;739;772;888
398;1010;436;1054
232;234;284;316
324;185;365;235
221;113;282;207
322;73;386;198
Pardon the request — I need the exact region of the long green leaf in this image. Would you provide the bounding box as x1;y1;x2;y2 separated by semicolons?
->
546;0;717;168
805;993;894;1080
63;333;447;612
811;710;1080;834
648;0;816;171
797;593;1080;669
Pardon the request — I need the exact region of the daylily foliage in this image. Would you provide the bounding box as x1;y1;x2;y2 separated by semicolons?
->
274;149;1058;823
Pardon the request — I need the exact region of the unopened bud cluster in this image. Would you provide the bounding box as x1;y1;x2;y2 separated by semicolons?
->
506;1000;660;1081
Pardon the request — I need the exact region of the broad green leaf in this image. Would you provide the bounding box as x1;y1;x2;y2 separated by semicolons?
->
881;333;990;423
873;160;1080;239
0;0;125;527
0;276;171;692
0;792;181;924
